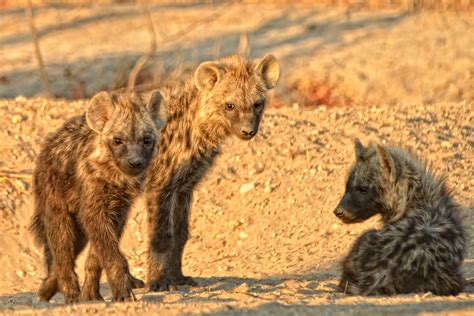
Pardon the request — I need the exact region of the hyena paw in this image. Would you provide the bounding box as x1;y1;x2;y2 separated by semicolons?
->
112;285;134;302
128;273;145;289
111;276;135;302
147;275;179;292
62;288;81;304
80;287;104;302
38;277;58;302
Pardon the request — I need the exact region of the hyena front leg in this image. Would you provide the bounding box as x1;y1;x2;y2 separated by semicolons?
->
80;197;133;301
81;218;144;301
80;247;103;301
147;189;178;291
81;249;144;302
169;191;196;286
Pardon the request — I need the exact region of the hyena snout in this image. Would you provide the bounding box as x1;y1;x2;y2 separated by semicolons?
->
237;115;260;140
333;194;358;223
334;207;345;218
240;124;256;138
128;157;144;169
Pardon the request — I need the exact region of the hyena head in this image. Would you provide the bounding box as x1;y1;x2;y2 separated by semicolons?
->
334;139;398;223
194;54;280;141
86;90;166;176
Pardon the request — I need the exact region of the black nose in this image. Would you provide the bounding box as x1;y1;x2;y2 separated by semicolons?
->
241;127;255;137
334;208;344;217
128;159;143;169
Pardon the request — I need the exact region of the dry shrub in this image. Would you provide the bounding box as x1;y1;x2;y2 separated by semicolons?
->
289;77;352;108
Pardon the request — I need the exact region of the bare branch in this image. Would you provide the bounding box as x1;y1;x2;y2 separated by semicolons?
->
0;169;33;179
25;0;52;97
127;3;157;91
126;1;235;91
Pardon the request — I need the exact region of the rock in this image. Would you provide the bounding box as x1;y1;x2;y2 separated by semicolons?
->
16;270;26;278
240;181;255;194
239;231;249;239
234;283;250;293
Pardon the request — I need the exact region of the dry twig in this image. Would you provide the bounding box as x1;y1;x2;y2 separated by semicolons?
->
25;0;52;97
127;3;157;91
126;1;235;91
0;169;33;179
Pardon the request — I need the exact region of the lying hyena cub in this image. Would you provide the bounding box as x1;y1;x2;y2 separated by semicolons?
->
30;91;166;303
144;54;280;291
334;139;467;296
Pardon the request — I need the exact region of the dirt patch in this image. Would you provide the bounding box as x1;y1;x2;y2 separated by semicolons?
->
0;97;472;314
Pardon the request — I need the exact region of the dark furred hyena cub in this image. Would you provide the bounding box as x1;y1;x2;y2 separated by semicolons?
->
334;139;467;296
30;91;166;303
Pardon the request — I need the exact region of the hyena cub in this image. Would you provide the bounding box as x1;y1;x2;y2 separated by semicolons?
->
144;54;280;291
334;139;467;296
30;90;166;303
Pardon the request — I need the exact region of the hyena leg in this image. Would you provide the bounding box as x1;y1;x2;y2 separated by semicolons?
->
40;210;81;303
147;191;176;291
81;217;144;302
83;223;133;301
169;192;196;286
80;247;103;301
338;229;378;295
115;217;145;290
37;245;58;302
80;196;134;301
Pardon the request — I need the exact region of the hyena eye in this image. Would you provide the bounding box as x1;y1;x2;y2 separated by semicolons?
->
225;103;235;111
254;100;264;109
358;186;369;193
143;136;153;146
113;137;123;146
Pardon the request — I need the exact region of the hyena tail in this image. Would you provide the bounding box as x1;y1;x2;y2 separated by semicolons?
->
29;207;46;247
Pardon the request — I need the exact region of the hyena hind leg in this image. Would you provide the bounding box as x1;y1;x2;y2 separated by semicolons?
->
40;211;83;303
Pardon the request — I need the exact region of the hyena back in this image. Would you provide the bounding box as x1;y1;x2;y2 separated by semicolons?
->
144;54;280;291
334;139;467;296
30;90;165;303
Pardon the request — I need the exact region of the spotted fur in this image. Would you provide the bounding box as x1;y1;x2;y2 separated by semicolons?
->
30;91;165;303
334;139;467;296
144;54;280;291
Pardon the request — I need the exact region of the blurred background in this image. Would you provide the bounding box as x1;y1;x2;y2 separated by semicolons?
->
0;0;473;106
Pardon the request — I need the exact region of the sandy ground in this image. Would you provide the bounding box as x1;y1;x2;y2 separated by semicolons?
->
0;97;473;315
0;1;474;315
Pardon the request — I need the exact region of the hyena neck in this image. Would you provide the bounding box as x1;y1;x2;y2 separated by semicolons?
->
169;81;229;155
382;154;455;224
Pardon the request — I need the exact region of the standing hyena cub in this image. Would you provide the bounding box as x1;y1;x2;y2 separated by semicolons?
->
144;54;280;291
334;139;467;296
30;91;166;303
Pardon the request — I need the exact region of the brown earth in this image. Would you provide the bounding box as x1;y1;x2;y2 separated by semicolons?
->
0;98;473;315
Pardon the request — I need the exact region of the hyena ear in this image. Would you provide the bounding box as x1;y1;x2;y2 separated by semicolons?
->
354;138;366;161
86;91;115;132
375;144;396;181
194;61;223;91
255;54;280;90
147;90;167;127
